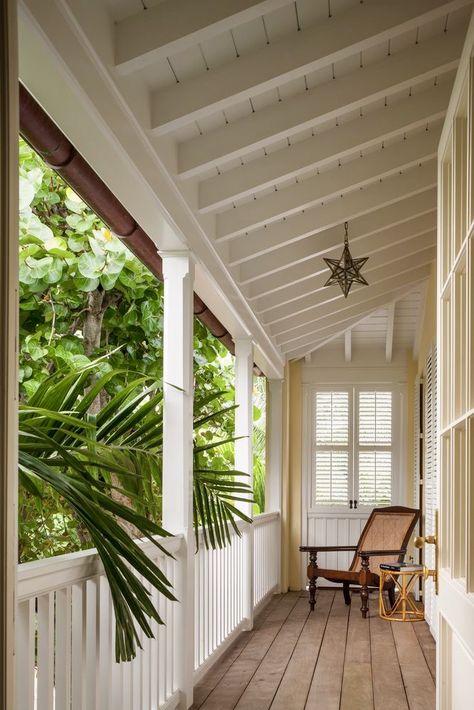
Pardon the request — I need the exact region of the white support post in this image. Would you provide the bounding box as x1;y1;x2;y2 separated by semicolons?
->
266;379;283;592
161;251;195;710
234;338;254;630
0;2;18;708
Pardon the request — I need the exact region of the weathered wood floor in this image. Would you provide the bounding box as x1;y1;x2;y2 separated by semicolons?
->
193;590;436;710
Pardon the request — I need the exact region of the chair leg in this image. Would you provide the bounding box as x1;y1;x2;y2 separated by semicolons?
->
308;577;317;611
388;585;396;608
360;585;369;618
343;583;351;606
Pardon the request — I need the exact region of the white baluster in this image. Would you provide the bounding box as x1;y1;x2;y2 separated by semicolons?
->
37;593;54;710
16;599;35;710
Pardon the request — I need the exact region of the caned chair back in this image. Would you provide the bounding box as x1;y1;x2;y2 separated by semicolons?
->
349;506;420;576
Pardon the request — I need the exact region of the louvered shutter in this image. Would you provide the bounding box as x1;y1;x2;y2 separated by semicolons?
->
313;391;349;506
414;376;421;508
357;391;393;506
424;347;438;631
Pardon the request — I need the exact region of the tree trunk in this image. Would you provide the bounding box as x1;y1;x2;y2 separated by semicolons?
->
82;287;141;539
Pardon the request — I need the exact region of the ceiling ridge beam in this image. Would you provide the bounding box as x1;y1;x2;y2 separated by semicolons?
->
269;266;432;339
259;247;435;323
216;126;439;239
198;80;452;211
177;30;463;176
284;276;431;358
242;218;435;301
229;189;436;265
114;0;294;75
152;0;469;135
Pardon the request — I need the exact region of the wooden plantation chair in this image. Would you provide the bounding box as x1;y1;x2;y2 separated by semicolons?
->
300;506;420;618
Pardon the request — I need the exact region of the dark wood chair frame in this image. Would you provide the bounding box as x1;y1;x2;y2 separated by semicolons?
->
300;506;420;618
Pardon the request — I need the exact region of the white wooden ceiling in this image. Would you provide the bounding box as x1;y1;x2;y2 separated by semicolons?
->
20;0;474;367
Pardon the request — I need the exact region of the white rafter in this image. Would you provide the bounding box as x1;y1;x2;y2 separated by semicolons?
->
269;266;432;340
114;0;294;74
152;0;469;134
216;128;439;239
242;215;435;302
177;31;462;176
258;247;436;323
284;278;431;359
229;188;436;265
237;210;436;285
198;80;452;211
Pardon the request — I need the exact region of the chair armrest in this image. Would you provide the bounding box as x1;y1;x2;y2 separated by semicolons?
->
358;548;406;557
300;545;357;552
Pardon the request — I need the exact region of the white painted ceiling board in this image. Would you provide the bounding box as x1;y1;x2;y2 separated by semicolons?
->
22;0;473;374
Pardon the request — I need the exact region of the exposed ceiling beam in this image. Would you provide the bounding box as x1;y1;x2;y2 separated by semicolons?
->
281;299;399;351
269;266;432;339
259;247;435;323
270;242;434;344
237;209;436;285
219;160;436;253
229;188;436;265
198;81;451;211
114;0;294;74
177;31;462;176
152;0;468;134
216;127;439;239
284;279;431;359
385;302;396;362
345;331;352;363
243;214;435;301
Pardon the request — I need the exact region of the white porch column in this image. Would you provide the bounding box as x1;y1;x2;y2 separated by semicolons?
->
0;1;18;708
266;380;283;591
234;338;254;630
161;251;194;710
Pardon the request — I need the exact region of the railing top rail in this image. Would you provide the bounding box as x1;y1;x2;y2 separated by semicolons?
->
18;533;183;601
253;511;280;526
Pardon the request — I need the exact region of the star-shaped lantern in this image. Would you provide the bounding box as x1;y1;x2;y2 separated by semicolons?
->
323;222;369;298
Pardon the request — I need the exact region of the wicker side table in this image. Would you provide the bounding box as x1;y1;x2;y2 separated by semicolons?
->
379;568;425;622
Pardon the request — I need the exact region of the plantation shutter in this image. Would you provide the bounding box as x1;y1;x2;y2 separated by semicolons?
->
424;347;438;630
357;391;392;506
313;391;349;506
413;375;422;509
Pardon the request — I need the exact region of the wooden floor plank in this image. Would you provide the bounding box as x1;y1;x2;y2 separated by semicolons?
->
391;621;436;710
235;597;310;710
305;591;350;710
340;594;374;710
412;622;436;682
195;591;437;710
270;591;335;710
198;593;301;710
370;614;409;710
193;595;285;708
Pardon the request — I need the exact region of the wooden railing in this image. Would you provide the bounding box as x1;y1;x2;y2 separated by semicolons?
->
253;512;280;610
16;513;280;709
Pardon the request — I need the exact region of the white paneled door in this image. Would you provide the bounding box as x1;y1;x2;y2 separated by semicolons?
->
437;13;474;709
302;384;404;586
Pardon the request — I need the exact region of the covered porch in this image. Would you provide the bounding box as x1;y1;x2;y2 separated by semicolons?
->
3;0;474;709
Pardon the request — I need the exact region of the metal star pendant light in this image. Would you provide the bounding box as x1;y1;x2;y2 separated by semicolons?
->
323;221;369;298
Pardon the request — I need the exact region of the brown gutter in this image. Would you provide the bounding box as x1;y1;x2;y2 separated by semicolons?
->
19;84;262;373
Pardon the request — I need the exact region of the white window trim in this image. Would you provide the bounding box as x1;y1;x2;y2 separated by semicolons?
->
305;384;405;515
